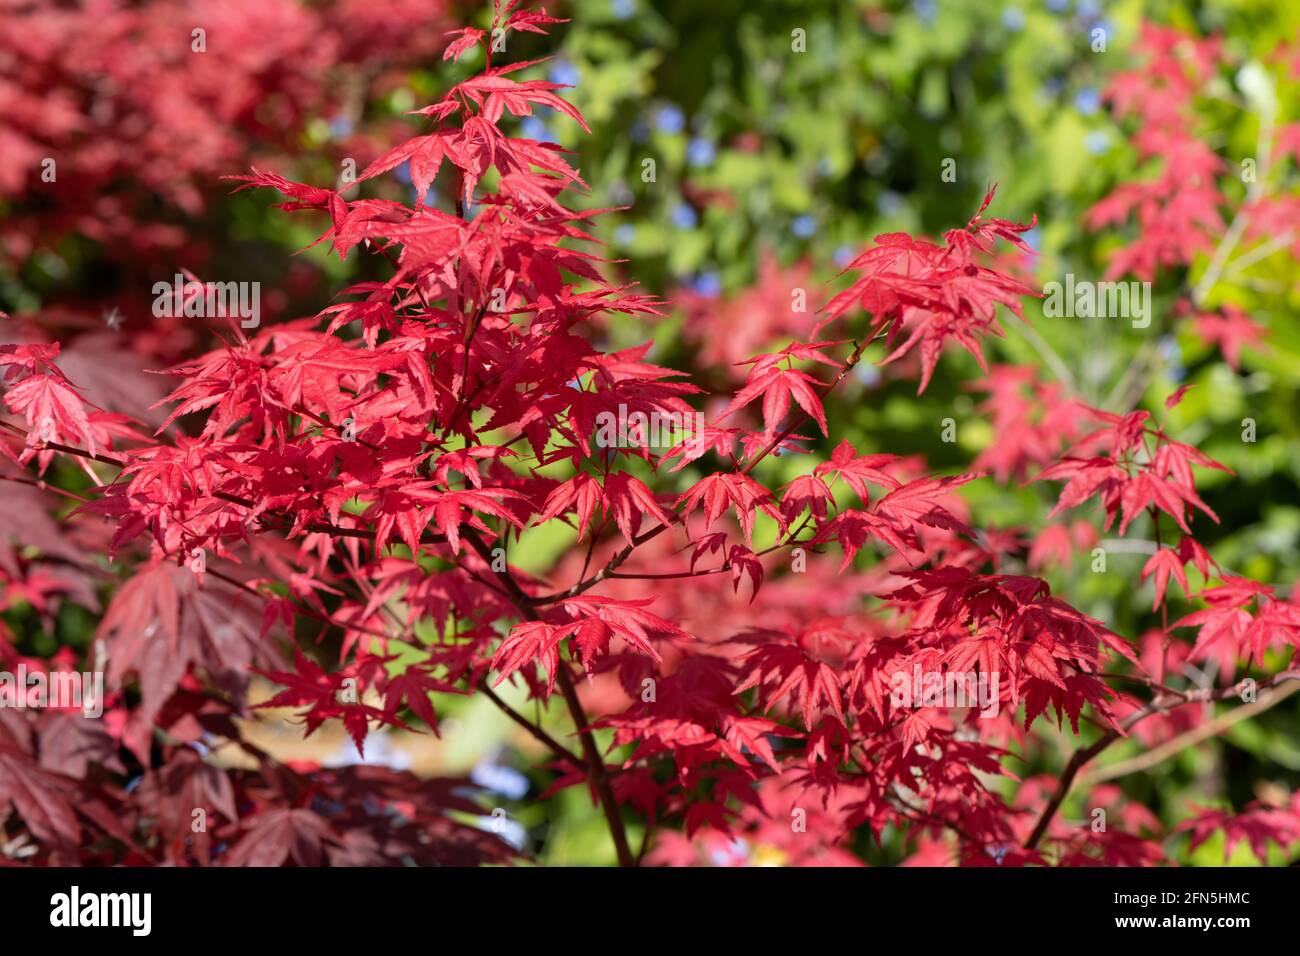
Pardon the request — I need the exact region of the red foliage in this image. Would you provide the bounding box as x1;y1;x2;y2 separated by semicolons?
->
0;0;450;264
1;4;1298;868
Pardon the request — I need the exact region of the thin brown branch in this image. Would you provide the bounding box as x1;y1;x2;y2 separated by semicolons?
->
477;681;585;771
1025;670;1300;850
1081;680;1300;788
462;527;635;867
526;338;868;607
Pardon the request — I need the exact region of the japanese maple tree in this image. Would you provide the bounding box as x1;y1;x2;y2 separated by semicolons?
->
2;3;1299;868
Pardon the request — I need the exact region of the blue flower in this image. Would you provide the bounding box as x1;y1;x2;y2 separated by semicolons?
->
877;190;904;216
1046;0;1068;11
329;116;355;140
520;116;551;141
655;105;686;135
615;224;636;245
612;0;635;20
339;732;412;770
1160;338;1185;383
912;0;938;25
548;60;580;88
855;364;882;387
471;761;531;800
709;838;750;865
691;271;722;297
1074;87;1101;116
1021;227;1041;252
394;161;412;185
1085;130;1110;155
687;137;716;167
833;244;856;266
1002;8;1025;31
671;202;697;229
792;214;816;239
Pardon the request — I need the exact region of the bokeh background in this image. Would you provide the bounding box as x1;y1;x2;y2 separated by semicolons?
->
3;0;1300;864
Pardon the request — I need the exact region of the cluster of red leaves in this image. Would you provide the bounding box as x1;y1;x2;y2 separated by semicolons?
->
971;364;1085;483
1;3;1298;868
0;0;450;265
1177;792;1300;863
820;190;1039;394
1034;390;1300;673
1087;23;1226;281
1036;389;1232;538
1086;21;1284;368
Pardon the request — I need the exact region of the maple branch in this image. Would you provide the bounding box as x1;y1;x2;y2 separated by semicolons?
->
636;822;655;865
334;559;579;768
203;566;402;646
218;549;586;773
551;664;635;866
890;792;980;847
207;489;458;551
0;472;91;504
1023;734;1115;854
293;403;382;452
477;681;585;771
0;420;128;467
740;337;869;478
1080;679;1300;788
462;527;636;867
1223;229;1295;277
576;523;603;588
605;521;816;582
529;517;816;603
1024;670;1300;851
441;304;490;440
527;338;869;607
524;529;658;605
